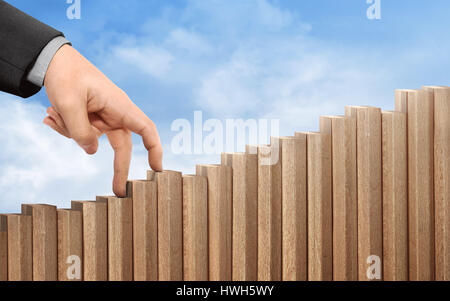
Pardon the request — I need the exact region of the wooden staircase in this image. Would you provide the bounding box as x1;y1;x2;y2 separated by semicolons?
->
0;86;449;281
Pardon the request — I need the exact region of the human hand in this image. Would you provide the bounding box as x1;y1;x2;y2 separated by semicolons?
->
43;45;163;197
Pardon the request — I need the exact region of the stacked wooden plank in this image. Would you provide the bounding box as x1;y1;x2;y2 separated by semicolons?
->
0;86;448;281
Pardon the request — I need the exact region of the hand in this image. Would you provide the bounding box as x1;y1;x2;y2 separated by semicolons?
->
43;45;163;197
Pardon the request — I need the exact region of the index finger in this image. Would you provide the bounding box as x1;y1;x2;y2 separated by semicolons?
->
122;103;163;172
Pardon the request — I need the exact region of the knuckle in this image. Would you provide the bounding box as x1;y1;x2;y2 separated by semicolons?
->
71;129;94;144
144;119;158;135
57;99;79;113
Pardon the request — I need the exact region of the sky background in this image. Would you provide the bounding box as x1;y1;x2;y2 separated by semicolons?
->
1;0;449;212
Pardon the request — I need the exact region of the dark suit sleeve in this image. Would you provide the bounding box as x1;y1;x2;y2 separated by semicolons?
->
0;0;64;98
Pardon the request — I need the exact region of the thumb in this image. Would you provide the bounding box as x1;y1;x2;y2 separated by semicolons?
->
57;100;99;154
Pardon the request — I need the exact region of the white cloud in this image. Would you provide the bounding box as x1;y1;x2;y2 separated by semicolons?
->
254;0;295;30
197;55;261;116
99;0;312;85
112;44;174;79
194;35;389;135
165;28;213;54
182;0;304;35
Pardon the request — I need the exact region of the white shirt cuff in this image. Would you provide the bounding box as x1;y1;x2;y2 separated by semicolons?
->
26;36;71;87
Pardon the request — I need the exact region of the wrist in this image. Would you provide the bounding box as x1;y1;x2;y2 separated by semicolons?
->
44;44;77;88
27;36;71;87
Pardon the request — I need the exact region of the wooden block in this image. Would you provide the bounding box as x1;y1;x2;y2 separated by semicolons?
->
105;196;133;281
306;132;333;281
256;138;282;281
22;204;57;281
422;85;448;92
147;170;156;181
156;171;183;281
221;152;258;281
320;116;358;281
427;87;450;280
382;111;408;281
345;105;365;119
246;144;258;156
71;201;108;281
395;89;415;113
346;106;383;281
0;215;7;281
182;175;208;281
279;135;307;281
405;90;435;280
7;214;32;281
127;180;158;281
57;209;83;281
196;164;232;281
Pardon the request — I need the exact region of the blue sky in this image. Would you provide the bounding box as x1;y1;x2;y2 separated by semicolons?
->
0;0;449;212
